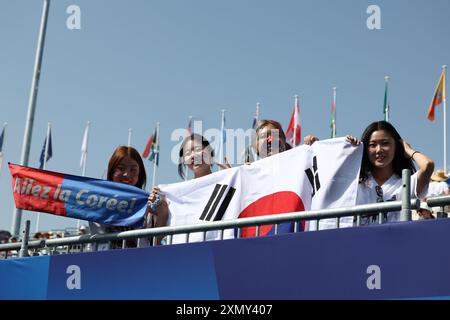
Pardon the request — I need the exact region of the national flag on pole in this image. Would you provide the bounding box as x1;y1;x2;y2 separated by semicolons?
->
142;127;159;166
187;116;193;136
0;124;5;169
330;88;336;138
0;126;4;153
383;77;390;122
286;95;301;146
9;164;148;227
427;69;446;122
159;138;363;244
39;128;52;170
80;122;89;168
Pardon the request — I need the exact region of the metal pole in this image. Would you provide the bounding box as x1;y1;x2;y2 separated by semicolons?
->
0;122;7;178
128;128;132;147
293;95;298;146
12;0;51;237
443;65;447;173
332;87;337;138
35;122;51;233
384;76;390;122
219;110;226;163
400;169;412;221
19;220;31;258
78;121;90;230
81;121;90;177
152;122;160;187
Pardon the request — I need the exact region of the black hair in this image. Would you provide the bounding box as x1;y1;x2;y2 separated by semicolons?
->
360;121;416;182
178;134;215;180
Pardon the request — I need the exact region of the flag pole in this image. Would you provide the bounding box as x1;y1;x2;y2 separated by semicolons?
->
128;128;132;147
220;109;226;164
186;116;192;181
294;95;299;146
78;121;90;230
36;122;51;233
152;122;160;187
188;115;193;135
384;76;390;122
443;65;447;173
0;122;7;176
332;87;337;138
81;121;90;177
256;102;260;122
12;0;51;237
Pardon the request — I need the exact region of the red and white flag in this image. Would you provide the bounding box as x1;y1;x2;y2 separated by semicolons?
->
286;95;301;146
159;138;363;243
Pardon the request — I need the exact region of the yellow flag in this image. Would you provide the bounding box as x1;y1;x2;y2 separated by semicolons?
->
427;70;446;122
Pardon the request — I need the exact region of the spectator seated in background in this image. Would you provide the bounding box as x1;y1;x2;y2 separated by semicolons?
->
426;169;449;197
0;230;11;244
78;225;89;235
425;169;450;217
417;202;435;220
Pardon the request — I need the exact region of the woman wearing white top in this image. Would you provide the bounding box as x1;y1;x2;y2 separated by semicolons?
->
146;134;231;243
347;121;434;224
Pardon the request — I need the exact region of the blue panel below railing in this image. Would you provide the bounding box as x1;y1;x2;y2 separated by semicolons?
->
1;218;450;300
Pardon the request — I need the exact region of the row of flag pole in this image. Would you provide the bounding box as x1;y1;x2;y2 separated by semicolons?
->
0;70;445;175
194;65;447;170
0;68;447;179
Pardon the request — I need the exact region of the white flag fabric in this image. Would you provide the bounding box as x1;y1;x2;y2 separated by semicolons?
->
80;123;89;168
160;138;363;244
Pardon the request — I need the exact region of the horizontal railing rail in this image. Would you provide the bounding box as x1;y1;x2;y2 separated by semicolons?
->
0;198;425;252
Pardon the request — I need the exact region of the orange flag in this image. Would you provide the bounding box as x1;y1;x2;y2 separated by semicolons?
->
427;69;446;121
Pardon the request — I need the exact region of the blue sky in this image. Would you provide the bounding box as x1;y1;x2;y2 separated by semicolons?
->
0;0;449;233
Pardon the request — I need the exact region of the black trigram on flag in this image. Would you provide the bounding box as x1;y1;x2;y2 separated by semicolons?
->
305;156;321;197
200;184;236;222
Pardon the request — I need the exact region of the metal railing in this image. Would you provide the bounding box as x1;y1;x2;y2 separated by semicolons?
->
1;170;450;259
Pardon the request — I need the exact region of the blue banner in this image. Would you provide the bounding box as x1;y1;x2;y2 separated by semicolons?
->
10;164;149;227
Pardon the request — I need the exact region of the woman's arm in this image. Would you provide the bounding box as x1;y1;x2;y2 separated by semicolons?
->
401;140;434;197
145;187;169;245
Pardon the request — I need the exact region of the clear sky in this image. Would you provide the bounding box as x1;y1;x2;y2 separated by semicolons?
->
0;0;449;233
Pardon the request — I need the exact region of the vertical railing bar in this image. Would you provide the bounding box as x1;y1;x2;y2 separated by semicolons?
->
378;213;383;224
